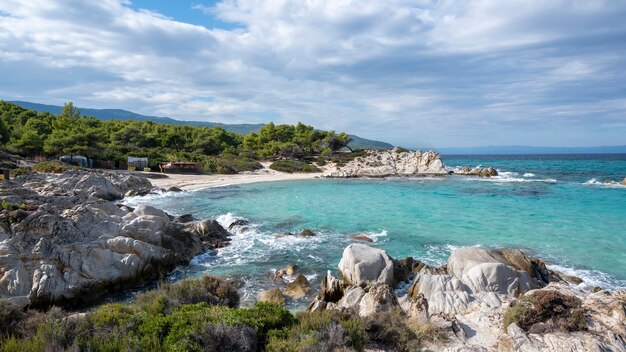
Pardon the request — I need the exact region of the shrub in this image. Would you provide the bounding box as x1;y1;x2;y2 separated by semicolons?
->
330;150;367;167
9;167;31;177
189;323;258;352
362;308;421;352
269;160;320;173
135;276;240;315
32;161;75;173
200;156;262;174
266;310;366;352
503;290;586;332
0;300;23;337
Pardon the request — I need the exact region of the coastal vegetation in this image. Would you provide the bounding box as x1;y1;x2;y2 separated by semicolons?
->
0;276;440;352
0;101;352;174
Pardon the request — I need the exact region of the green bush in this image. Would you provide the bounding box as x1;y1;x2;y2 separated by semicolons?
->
200;156;263;174
0;300;23;337
266;310;366;352
269;160;320;173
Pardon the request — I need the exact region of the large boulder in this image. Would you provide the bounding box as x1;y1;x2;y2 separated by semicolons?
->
338;244;394;286
447;247;535;296
284;274;311;298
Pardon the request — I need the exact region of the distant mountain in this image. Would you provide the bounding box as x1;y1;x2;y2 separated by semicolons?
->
11;101;393;150
436;145;626;155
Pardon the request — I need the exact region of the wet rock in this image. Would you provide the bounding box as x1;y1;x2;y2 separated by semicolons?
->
228;219;250;231
167;186;183;192
351;234;373;242
274;264;298;281
258;288;285;306
175;214;194;223
284;274;311;298
299;229;316;237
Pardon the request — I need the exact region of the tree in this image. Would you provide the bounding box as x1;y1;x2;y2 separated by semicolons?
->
0;118;9;145
11;130;43;155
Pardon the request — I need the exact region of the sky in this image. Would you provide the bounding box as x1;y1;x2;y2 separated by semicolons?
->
1;1;625;148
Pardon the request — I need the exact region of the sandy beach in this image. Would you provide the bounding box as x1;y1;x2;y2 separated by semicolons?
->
146;162;328;191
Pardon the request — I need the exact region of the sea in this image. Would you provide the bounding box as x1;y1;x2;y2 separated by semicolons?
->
124;154;626;309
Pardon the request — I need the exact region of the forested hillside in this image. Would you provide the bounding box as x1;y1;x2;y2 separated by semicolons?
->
0;101;351;173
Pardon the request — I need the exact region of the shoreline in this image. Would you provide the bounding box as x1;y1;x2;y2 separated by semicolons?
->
148;170;324;191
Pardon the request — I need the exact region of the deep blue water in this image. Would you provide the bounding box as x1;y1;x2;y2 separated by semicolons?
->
125;154;626;308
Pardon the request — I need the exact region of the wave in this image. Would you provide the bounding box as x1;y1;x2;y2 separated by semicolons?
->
523;173;535;177
547;264;626;291
583;178;626;188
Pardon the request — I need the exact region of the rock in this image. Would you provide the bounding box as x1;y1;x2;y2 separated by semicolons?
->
403;293;430;324
0;170;228;308
453;166;499;178
166;186;183;192
324;148;448;178
393;257;416;285
338;244;394;286
284;274;311;298
189;220;231;248
338;285;366;312
299;229;315;237
320;271;345;303
408;272;474;315
549;270;583;285
274;264;298;281
228;219;249;231
258;288;285;305
351;234;373;242
620;177;626;186
447;247;535;296
174;214;194;223
358;284;399;317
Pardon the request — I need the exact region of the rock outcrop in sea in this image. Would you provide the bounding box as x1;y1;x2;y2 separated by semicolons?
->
451;165;499;177
324;148;448;178
0;170;231;308
309;243;626;351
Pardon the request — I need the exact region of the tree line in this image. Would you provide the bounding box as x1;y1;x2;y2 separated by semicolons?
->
0;101;352;173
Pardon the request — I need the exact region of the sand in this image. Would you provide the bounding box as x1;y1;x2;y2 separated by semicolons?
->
145;162;331;191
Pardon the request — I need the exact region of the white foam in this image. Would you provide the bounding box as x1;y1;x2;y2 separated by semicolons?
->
547;264;626;291
583;178;626;188
523;173;535;177
472;175;557;183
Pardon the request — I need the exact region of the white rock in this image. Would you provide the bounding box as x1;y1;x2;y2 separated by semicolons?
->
338;243;394;286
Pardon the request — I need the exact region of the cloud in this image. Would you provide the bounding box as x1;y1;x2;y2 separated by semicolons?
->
0;0;625;147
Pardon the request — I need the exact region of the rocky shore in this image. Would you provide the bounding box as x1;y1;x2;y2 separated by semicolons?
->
324;148;449;178
0;170;232;308
323;148;499;178
306;243;625;351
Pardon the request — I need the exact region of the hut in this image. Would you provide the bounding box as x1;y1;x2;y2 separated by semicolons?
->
159;162;201;174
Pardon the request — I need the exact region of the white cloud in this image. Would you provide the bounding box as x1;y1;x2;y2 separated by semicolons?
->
0;0;625;147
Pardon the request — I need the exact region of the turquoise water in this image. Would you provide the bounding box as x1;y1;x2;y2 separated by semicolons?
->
125;154;626;308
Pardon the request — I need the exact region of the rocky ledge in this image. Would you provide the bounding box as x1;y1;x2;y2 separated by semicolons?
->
0;170;231;308
324;148;449;178
308;243;625;352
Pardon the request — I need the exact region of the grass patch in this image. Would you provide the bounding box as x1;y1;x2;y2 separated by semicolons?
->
269;160;320;173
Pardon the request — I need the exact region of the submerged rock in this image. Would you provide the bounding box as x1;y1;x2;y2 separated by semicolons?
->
325;148;448;178
350;234;374;242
